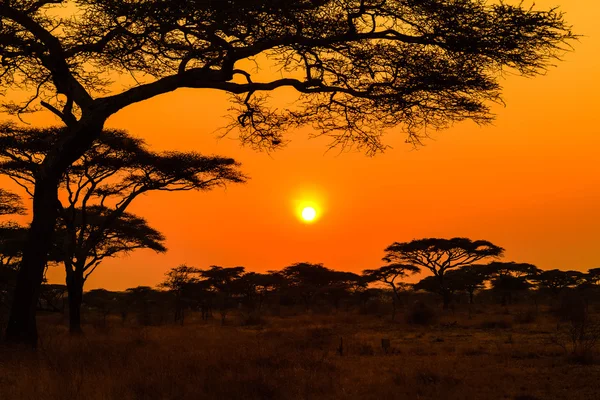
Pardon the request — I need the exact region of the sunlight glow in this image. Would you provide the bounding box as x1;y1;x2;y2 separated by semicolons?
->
301;207;317;222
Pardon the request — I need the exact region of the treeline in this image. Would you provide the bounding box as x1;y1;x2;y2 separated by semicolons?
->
3;240;599;332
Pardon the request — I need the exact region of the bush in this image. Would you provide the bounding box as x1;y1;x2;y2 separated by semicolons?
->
406;301;437;325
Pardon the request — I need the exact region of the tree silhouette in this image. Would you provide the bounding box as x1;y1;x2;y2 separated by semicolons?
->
159;265;202;325
532;269;586;297
202;266;246;324
0;1;575;344
56;208;166;333
414;265;486;305
484;261;541;306
0;126;244;332
384;238;504;308
0;189;25;216
586;268;600;286
281;263;341;310
237;271;285;312
363;263;420;319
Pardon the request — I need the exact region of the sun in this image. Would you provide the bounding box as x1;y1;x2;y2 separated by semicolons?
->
301;206;317;222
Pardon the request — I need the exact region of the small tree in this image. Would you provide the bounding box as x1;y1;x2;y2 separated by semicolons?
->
484;261;541;306
384;238;504;308
414;265;487;306
237;271;284;312
363;263;420;320
586;268;600;286
280;263;339;310
0;189;25;217
199;266;246;324
532;269;586;298
54;209;167;332
159;265;202;325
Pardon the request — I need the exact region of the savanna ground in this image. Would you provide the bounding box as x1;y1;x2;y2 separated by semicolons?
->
2;302;599;400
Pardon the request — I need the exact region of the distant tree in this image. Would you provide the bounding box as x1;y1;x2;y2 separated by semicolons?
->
484;261;541;306
0;126;245;333
55;209;166;333
415;265;487;305
0;222;28;270
0;189;25;216
38;283;67;313
159;265;202;325
0;191;27;309
0;1;575;345
124;286;166;326
363;263;420;319
587;268;600;286
384;238;504;308
237;271;285;312
280;263;342;310
199;266;246;324
532;269;586;297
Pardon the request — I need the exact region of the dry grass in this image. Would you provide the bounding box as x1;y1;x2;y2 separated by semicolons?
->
1;306;599;400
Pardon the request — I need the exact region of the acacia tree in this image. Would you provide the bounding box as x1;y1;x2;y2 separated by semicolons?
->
0;1;574;344
532;269;585;297
280;262;341;310
199;266;246;324
484;261;541;306
237;271;285;312
159;265;202;325
586;268;600;286
363;263;420;319
0;126;245;332
56;208;166;332
414;265;486;305
0;189;25;217
384;238;504;308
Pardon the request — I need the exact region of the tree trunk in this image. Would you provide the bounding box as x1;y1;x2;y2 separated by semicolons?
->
5;177;61;346
5;121;104;346
469;290;475;304
66;268;85;334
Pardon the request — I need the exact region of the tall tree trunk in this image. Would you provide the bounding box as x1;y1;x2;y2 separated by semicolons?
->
5;121;104;346
66;268;85;334
5;177;61;346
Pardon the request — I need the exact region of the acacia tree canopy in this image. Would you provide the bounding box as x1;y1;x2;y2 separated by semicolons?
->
384;238;504;308
0;0;575;152
0;189;25;216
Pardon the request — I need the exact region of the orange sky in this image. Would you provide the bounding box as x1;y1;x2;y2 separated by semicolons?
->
3;1;600;290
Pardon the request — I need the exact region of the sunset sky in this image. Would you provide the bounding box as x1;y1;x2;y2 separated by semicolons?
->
3;1;599;291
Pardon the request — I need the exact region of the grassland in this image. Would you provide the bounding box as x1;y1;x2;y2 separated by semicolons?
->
1;305;599;400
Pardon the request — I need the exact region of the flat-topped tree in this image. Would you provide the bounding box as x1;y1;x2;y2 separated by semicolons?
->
363;263;420;319
0;126;245;333
53;208;166;333
1;1;575;344
384;238;504;308
0;189;25;217
588;269;600;286
531;269;586;297
483;261;541;306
